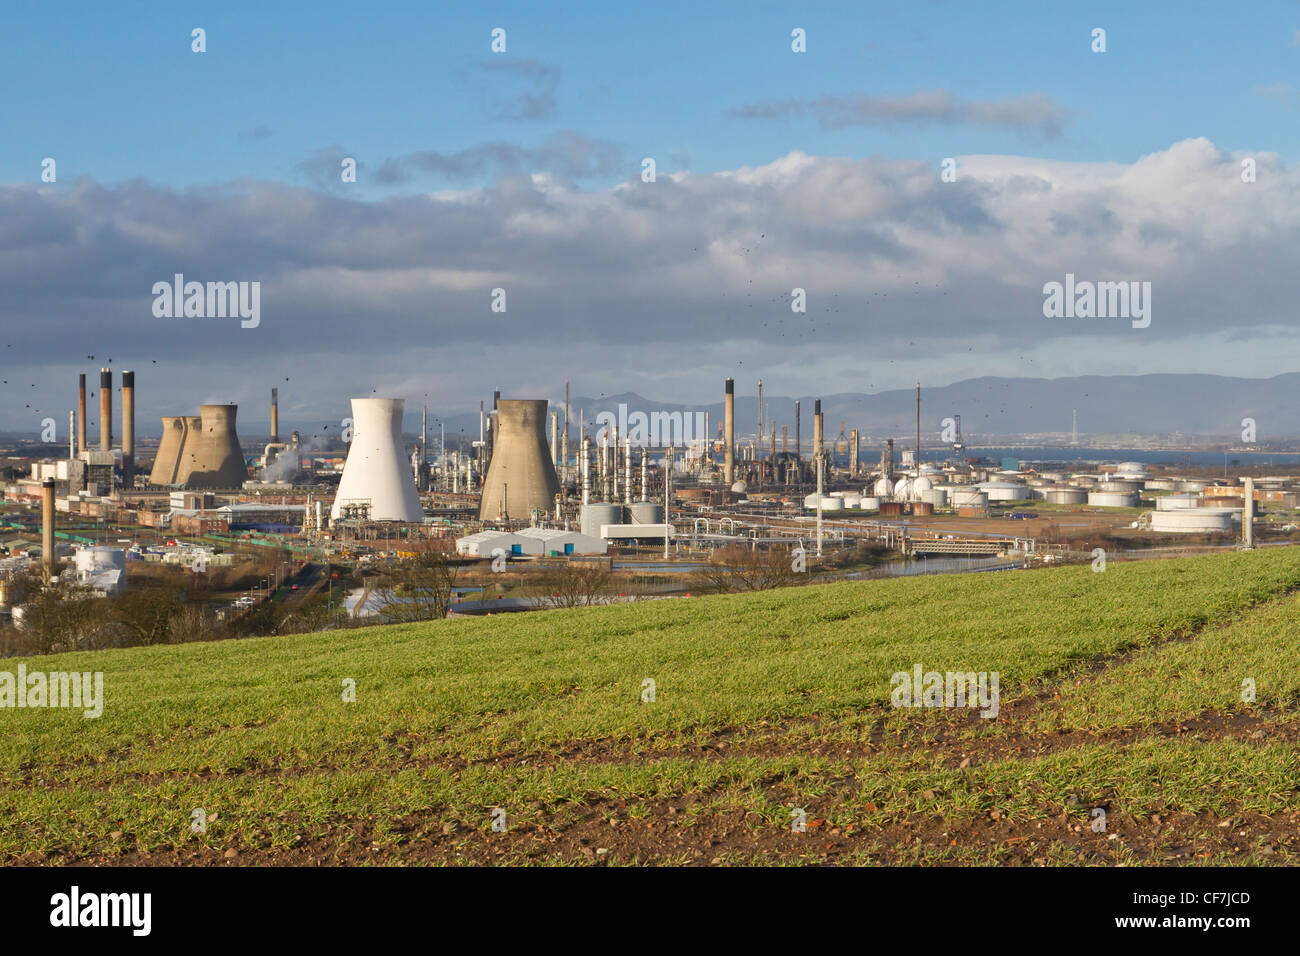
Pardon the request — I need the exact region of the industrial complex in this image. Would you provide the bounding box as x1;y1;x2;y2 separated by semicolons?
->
0;368;1293;634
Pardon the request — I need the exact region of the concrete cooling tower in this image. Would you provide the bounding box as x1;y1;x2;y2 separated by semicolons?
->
149;416;191;485
180;405;248;488
479;399;560;521
330;398;423;522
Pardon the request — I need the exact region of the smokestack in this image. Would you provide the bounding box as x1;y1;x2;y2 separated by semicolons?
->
41;479;55;586
1244;477;1255;549
850;429;859;478
562;380;570;484
121;370;135;489
550;411;559;470
813;399;823;464
581;436;591;505
624;439;632;504
77;374;86;455
915;382;921;471
794;401;801;468
724;378;735;485
271;388;280;444
99;368;112;451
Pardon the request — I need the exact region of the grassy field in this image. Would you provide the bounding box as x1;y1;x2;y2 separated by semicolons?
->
3;546;1300;865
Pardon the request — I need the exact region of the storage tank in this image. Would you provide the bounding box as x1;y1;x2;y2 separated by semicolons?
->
859;496;881;511
1149;509;1234;533
1044;486;1087;505
922;488;948;508
1096;479;1142;493
1156;494;1200;511
1088;490;1138;508
842;492;862;508
628;502;664;525
331;398;423;522
911;475;933;501
873;477;894;497
1115;461;1148;479
893;476;911;501
952;489;989;508
912;501;934;516
480;399;561;521
581;503;625;537
1143;478;1180;491
1179;481;1207;493
978;480;1027;502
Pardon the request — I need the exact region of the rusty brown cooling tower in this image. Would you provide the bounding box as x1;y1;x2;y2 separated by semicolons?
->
479;399;560;521
121;370;135;488
179;404;247;488
150;416;192;485
77;374;87;454
99;368;112;451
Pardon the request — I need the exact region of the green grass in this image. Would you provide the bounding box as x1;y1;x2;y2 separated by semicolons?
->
3;546;1300;864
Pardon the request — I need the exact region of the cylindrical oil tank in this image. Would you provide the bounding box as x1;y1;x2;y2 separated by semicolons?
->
879;501;904;516
1156;494;1200;511
1096;479;1142;493
978;481;1027;502
1178;480;1207;493
859;496;881;511
1143;478;1180;491
580;503;625;537
1044;486;1087;505
1088;490;1138;507
922;488;948;508
821;496;844;511
1038;471;1064;482
912;501;934;516
952;489;989;508
842;492;862;508
1203;496;1241;509
628;502;664;525
1149;509;1234;533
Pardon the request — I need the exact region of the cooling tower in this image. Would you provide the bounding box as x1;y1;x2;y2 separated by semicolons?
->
150;416;189;485
331;398;423;522
180;404;248;489
479;399;560;521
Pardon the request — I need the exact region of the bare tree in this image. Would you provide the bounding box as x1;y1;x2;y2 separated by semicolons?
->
370;552;458;624
535;562;612;609
692;545;802;594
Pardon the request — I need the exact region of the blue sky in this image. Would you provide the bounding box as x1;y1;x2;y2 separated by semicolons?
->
6;0;1299;191
6;1;1300;435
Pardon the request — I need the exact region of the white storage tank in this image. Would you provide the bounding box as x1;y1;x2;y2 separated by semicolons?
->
873;477;894;497
1044;486;1087;505
952;489;989;508
1149;509;1234;533
893;476;911;501
581;503;625;537
978;480;1027;502
1097;479;1143;493
842;492;862;508
911;476;933;501
859;496;881;511
1156;494;1200;511
922;488;948;508
1088;490;1139;508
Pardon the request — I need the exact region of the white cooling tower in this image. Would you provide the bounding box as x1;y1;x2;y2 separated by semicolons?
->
330;398;423;522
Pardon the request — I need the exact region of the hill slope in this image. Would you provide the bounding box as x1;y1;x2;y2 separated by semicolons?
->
4;548;1300;865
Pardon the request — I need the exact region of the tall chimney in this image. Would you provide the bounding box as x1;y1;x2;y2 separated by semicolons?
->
77;374;87;455
1243;477;1255;549
271;387;280;443
724;378;735;485
41;479;56;586
121;370;135;489
99;368;112;451
794;400;802;468
915;382;921;471
850;429;859;478
813;399;823;466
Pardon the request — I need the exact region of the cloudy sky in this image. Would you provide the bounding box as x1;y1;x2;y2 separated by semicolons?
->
4;0;1300;434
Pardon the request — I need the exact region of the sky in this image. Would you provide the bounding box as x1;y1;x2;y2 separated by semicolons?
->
4;0;1300;433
